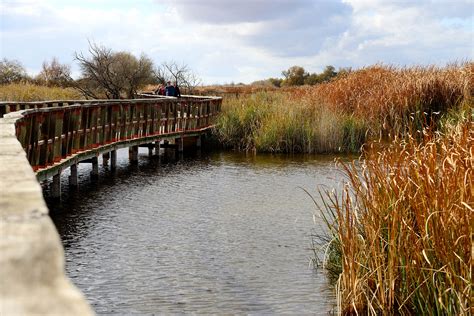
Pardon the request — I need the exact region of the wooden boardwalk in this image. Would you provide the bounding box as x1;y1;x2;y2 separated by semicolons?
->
1;94;222;196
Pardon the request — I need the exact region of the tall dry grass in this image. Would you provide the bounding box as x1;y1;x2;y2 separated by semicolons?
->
215;63;472;154
314;118;473;314
310;63;472;137
0;82;83;102
214;91;367;153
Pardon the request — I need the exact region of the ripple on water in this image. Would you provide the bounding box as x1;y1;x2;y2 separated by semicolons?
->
49;150;344;315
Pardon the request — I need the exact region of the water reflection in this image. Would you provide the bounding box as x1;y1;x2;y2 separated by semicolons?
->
48;149;345;315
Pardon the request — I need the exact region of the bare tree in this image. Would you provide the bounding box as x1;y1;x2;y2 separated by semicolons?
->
155;61;201;94
36;57;72;87
0;58;28;84
74;42;154;99
181;71;202;94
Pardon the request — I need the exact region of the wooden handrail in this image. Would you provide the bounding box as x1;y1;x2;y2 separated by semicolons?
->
10;96;222;171
0;94;221;117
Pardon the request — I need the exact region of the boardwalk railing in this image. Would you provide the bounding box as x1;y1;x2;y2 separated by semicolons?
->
4;95;221;172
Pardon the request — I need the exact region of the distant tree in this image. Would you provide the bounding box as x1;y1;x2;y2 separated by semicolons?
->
0;58;28;84
336;67;352;78
251;78;280;87
304;73;321;85
74;42;154;99
36;57;72;87
268;77;283;87
302;65;340;85
281;66;308;86
319;65;337;82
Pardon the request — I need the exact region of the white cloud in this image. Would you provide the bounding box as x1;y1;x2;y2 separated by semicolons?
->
0;0;472;84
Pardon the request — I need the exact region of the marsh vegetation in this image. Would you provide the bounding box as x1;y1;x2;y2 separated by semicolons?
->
215;63;472;154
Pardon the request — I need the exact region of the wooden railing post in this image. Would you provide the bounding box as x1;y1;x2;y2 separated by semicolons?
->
72;108;82;154
111;104;119;142
99;105;107;145
38;112;50;168
52;110;64;162
61;108;71;158
80;107;89;150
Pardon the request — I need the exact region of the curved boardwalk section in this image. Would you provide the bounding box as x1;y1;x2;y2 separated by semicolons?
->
0;95;221;315
0;112;93;315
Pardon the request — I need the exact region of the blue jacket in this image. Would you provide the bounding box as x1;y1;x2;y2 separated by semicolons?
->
165;85;176;96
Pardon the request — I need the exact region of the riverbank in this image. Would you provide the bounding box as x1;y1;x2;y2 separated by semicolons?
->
214;63;472;154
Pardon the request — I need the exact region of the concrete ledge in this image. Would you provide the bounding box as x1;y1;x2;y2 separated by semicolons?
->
0;113;93;315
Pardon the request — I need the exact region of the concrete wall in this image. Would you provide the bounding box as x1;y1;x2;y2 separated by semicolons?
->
0;112;93;315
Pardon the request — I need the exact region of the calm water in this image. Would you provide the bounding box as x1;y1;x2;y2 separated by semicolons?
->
48;149;346;315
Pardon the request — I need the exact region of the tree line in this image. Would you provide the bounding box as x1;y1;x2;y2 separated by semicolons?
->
254;65;350;87
0;42;200;99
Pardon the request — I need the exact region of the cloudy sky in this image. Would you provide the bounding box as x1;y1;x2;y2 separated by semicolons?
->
1;0;472;84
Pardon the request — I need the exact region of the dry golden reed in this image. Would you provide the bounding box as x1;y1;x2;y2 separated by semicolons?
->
0;82;83;102
318;119;473;315
309;62;472;137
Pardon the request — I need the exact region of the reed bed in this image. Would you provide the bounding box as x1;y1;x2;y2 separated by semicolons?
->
215;91;367;153
0;82;82;101
215;63;472;153
311;63;472;138
314;118;473;315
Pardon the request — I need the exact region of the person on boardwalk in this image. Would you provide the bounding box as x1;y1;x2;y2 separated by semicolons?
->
165;81;176;97
154;85;165;95
174;82;181;98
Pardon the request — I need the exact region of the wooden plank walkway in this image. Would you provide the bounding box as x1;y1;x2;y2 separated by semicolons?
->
2;94;222;195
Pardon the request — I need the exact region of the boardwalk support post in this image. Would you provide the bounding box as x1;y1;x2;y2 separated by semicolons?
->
163;140;174;159
196;135;202;148
69;164;78;187
102;152;110;166
155;140;160;155
51;170;61;198
148;145;153;157
176;137;184;152
91;155;99;178
130;146;138;163
111;150;117;170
